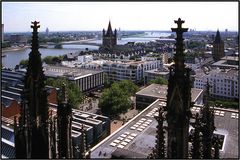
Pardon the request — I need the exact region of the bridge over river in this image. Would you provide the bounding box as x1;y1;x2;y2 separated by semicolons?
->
60;39;101;46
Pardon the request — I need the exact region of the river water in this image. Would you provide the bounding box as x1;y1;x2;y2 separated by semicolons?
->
2;45;98;69
2;32;171;68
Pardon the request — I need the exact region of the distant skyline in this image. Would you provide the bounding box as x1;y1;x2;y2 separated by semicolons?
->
2;2;239;32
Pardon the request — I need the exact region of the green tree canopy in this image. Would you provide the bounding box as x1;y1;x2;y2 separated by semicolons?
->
19;59;29;68
117;80;139;96
46;77;83;109
149;76;168;85
209;100;238;109
43;55;63;64
99;80;139;118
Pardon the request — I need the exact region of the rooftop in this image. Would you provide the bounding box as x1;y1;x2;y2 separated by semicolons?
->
212;56;239;69
221;56;239;61
43;65;103;80
144;68;169;75
103;60;155;67
136;84;203;103
90;99;238;158
208;68;238;77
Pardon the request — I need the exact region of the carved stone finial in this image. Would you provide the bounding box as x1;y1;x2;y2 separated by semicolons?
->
31;21;40;29
174;18;185;29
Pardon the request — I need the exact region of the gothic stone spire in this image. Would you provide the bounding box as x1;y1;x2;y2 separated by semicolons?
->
166;18;191;159
57;83;73;158
171;18;188;73
106;20;113;36
24;21;48;123
15;21;49;158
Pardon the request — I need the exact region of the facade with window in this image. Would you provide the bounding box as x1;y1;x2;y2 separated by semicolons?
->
194;68;238;100
44;65;104;93
102;60;162;83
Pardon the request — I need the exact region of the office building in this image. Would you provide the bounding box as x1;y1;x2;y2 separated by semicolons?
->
102;59;162;83
143;67;169;84
194;68;238;100
44;65;104;93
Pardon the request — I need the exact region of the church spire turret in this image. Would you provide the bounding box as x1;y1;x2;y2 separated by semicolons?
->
24;21;48;123
171;18;188;73
15;21;49;158
201;81;216;159
106;20;113;35
57;83;73;158
152;107;166;158
212;29;224;61
166;18;191;158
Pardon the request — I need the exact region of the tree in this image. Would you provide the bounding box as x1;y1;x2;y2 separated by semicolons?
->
46;78;83;109
1;41;11;48
99;80;138;118
117;80;139;96
19;59;29;68
149;76;168;85
43;55;63;64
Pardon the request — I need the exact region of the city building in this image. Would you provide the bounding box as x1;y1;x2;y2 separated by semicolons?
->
143;67;169;84
212;30;225;61
1;108;110;158
162;52;168;64
211;56;239;69
43;65;104;93
102;21;117;51
46;27;49;36
1;69;58;119
194;68;238;101
9;34;27;44
102;59;162;83
135;84;203;110
77;55;93;63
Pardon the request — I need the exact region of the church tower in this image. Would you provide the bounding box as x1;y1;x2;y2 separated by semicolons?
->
212;30;224;61
166;18;192;158
14;21;50;158
102;21;117;51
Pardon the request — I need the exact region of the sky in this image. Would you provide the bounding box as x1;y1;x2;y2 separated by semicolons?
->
2;2;239;32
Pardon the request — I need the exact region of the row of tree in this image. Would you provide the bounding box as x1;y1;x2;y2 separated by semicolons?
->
209;100;238;109
19;55;64;68
99;80;139;119
149;76;168;85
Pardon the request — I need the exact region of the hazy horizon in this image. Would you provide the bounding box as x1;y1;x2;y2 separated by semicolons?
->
2;2;238;32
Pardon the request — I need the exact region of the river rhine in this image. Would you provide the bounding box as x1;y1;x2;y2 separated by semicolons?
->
2;32;171;68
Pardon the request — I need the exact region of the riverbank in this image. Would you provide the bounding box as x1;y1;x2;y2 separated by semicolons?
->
2;46;30;53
